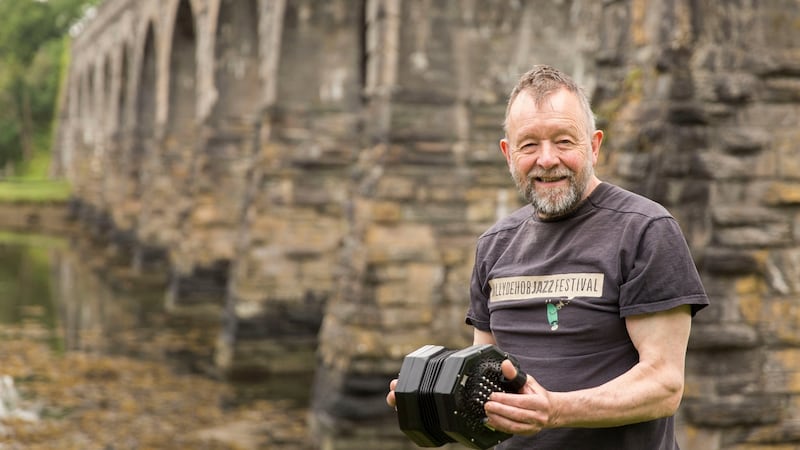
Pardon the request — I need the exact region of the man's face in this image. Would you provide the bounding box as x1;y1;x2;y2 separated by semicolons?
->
500;88;602;219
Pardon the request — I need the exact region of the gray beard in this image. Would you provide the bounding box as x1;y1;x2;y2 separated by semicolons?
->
513;168;588;218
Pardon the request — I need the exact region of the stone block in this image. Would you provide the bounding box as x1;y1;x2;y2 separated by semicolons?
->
712;206;786;227
763;349;800;394
741;422;800;446
683;395;784;427
388;103;458;141
365;224;437;263
714;223;792;248
668;102;710;125
712;73;758;104
374;176;416;201
764;297;800;345
217;336;319;377
677;424;721;450
765;250;800;295
686;348;763;376
719;127;771;155
738;295;766;327
613;152;651;181
763;182;800;206
696;151;777;180
401;203;465;224
370;201;401;223
688;323;760;350
763;78;800;103
777;135;800;179
701;248;764;275
753;48;800;77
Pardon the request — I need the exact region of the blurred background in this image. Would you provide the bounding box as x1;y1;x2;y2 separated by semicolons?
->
1;0;800;449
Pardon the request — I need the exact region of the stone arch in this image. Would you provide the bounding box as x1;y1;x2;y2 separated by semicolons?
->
83;67;95;146
133;0;204;283
215;0;364;382
211;0;260;122
135;23;158;137
161;0;263;311
117;44;130;132
70;68;92;198
101;55;113;136
102;41;135;244
166;0;198;130
131;21;159;253
90;53;115;227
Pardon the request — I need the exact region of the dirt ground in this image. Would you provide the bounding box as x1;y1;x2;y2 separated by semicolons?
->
0;325;314;450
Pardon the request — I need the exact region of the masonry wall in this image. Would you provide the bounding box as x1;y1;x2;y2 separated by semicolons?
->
55;1;800;448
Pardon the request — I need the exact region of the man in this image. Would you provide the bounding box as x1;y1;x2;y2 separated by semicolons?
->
388;65;708;449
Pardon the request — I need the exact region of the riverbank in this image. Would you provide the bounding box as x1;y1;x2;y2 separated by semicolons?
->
0;324;313;449
0;176;74;235
0;201;76;235
0;202;315;449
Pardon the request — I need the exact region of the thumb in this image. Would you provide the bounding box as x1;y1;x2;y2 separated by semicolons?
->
500;359;528;392
501;359;518;380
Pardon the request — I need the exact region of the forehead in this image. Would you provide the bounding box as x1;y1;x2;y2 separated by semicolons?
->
506;89;586;137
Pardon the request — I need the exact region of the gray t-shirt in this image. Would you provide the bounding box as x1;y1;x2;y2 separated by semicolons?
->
466;182;708;450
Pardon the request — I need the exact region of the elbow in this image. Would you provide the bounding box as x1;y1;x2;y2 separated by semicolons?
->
658;376;685;418
662;390;683;417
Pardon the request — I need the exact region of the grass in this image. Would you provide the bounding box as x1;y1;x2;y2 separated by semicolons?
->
0;178;71;202
0;230;69;248
0;151;72;202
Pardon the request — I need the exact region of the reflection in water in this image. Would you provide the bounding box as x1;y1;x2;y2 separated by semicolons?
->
50;237;215;369
0;234;63;350
0;232;214;368
0;232;313;449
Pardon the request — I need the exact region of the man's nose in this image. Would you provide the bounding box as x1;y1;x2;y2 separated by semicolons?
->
536;141;560;169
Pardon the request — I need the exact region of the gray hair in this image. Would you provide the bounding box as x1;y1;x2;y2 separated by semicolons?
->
503;65;596;137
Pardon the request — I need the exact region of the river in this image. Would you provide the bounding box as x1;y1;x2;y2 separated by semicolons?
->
0;231;314;449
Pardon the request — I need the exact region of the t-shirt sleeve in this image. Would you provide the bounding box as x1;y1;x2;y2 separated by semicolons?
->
465;244;492;331
619;217;709;317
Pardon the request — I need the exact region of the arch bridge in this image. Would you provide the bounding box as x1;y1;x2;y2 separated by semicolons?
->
55;0;800;448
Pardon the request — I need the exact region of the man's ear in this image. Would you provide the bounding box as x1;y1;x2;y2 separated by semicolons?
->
590;130;603;164
499;138;512;165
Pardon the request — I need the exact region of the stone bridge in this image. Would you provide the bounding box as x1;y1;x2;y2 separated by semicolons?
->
54;0;800;448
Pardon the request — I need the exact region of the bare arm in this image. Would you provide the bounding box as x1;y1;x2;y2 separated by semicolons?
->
474;328;497;345
485;305;692;433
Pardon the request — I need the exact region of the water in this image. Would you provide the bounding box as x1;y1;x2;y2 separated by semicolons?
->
0;233;62;349
0;231;314;449
0;232;204;363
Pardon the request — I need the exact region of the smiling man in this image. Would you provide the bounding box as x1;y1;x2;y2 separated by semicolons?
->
386;65;708;449
465;65;710;449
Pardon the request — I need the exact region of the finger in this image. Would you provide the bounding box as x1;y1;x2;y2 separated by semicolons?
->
484;406;543;436
501;359;518;383
386;390;396;408
387;378;398;408
500;359;530;393
501;359;516;378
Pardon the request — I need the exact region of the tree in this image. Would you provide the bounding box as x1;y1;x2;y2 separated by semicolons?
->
0;0;101;174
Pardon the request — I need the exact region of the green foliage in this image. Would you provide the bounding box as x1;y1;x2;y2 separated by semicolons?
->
0;0;100;175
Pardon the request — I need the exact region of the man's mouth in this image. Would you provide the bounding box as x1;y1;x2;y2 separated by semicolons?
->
534;176;568;183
